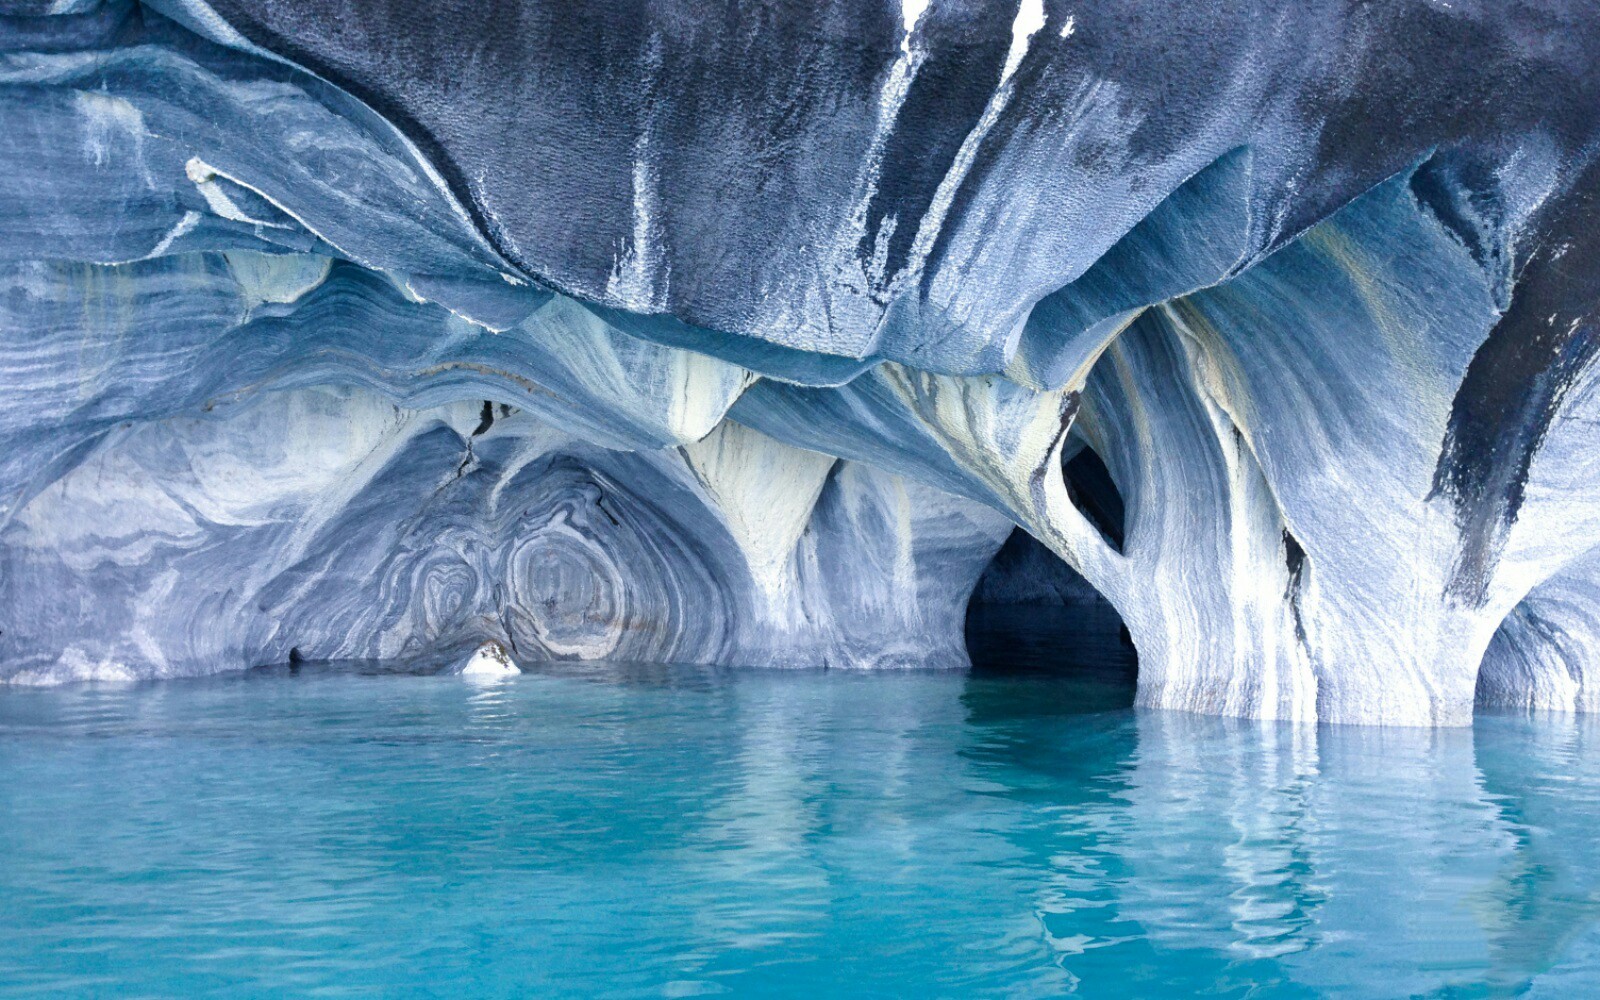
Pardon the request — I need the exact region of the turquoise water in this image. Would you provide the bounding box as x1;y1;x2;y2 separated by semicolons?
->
3;657;1599;998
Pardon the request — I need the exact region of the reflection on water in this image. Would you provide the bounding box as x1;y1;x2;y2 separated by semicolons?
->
2;665;1599;997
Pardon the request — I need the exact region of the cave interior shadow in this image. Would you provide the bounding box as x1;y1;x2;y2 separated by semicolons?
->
963;515;1139;717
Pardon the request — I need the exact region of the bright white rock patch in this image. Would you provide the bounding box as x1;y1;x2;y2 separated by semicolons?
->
457;641;521;678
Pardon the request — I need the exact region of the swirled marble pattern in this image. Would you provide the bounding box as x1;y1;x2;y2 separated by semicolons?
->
2;1;1599;724
0;387;1010;682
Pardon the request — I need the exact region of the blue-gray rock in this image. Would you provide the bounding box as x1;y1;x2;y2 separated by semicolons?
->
0;0;1597;725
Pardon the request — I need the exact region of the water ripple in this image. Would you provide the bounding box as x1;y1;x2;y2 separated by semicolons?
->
2;671;1600;996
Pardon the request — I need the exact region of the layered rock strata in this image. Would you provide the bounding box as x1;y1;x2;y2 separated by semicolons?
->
2;0;1598;724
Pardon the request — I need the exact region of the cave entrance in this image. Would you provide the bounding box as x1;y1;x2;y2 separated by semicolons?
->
964;528;1137;703
963;440;1137;706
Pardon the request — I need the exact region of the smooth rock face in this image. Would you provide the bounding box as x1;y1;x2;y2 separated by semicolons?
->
0;1;1598;724
0;385;1011;682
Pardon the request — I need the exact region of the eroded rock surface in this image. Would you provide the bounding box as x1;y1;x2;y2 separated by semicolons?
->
1;0;1598;724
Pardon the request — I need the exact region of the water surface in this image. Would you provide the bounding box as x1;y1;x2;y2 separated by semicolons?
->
2;658;1598;997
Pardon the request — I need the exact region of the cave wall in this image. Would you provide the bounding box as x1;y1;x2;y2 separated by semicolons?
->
0;384;1012;682
1;0;1598;723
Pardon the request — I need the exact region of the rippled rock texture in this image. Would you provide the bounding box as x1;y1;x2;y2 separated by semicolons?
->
1;0;1598;724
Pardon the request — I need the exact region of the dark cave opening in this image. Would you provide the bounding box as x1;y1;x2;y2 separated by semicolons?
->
1063;444;1126;553
964;527;1137;706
